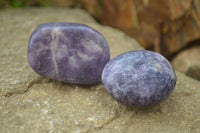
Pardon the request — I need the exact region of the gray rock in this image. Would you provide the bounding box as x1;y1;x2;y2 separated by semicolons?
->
172;45;200;80
0;8;200;133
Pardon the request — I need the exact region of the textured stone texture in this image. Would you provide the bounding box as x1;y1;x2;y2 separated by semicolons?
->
1;72;200;132
172;45;200;80
0;8;200;133
102;50;176;107
28;22;110;84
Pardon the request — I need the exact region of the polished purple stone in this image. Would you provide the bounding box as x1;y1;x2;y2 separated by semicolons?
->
28;22;110;84
102;50;176;107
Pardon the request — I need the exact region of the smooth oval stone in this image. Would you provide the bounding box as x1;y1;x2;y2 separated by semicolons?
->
102;50;176;107
28;22;110;84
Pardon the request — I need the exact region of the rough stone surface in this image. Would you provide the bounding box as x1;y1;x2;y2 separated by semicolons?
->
1;72;200;132
102;50;176;107
28;22;110;84
172;45;200;80
0;8;200;133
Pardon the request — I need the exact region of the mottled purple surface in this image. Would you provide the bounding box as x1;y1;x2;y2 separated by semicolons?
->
28;22;110;84
102;50;176;107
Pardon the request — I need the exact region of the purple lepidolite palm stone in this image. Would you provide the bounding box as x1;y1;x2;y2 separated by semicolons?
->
28;22;110;84
102;50;176;107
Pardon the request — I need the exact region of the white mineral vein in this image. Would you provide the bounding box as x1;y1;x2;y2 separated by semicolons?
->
50;28;60;78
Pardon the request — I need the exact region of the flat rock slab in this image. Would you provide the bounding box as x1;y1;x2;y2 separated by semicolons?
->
0;8;200;133
1;72;200;133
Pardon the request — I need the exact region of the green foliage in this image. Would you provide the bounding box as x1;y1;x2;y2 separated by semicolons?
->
0;0;53;8
8;0;25;8
37;0;53;7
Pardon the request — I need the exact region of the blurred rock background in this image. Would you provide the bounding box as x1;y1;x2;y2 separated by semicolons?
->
1;0;200;80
